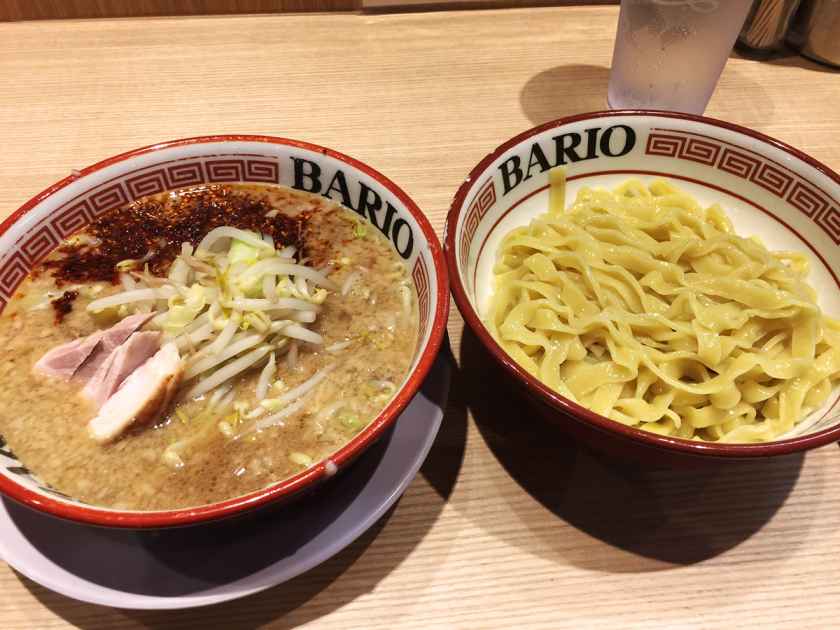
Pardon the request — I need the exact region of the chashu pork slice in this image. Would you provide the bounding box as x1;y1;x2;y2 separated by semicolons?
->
73;312;156;382
33;335;101;381
34;312;155;381
82;331;162;408
88;343;184;444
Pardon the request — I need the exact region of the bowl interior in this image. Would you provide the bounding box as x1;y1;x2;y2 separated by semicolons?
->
451;112;840;444
0;136;446;525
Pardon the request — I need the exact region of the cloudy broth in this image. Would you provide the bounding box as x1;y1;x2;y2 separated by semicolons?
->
0;184;418;510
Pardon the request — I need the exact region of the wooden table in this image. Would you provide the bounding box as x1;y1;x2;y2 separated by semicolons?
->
1;6;839;628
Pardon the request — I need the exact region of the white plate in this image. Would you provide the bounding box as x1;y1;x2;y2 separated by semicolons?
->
0;351;450;610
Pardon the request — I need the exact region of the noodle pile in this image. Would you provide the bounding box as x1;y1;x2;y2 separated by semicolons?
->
487;172;840;442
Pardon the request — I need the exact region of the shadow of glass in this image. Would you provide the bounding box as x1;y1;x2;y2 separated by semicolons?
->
519;61;781;127
519;64;611;126
459;327;808;572
709;62;776;122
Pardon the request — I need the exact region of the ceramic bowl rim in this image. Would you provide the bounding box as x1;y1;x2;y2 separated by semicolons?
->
445;109;840;459
0;134;450;528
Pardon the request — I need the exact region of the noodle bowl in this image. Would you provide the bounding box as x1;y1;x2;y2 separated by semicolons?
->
447;111;840;462
0;136;448;527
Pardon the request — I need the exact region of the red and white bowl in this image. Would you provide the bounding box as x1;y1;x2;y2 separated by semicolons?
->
0;135;449;528
446;111;840;465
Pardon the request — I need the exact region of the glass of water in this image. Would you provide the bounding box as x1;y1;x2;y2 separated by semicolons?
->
608;0;753;114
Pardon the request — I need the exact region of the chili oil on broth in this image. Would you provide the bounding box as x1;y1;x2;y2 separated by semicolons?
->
0;184;419;511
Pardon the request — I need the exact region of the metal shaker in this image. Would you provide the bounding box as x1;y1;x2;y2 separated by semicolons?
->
787;0;840;67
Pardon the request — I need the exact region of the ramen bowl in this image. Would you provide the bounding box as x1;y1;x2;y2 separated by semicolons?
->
446;111;840;465
0;135;449;528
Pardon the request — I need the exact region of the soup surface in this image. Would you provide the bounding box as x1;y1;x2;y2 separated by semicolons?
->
0;184;418;510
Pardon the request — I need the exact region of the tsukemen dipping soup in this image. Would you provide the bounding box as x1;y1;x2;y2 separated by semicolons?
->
0;184;419;510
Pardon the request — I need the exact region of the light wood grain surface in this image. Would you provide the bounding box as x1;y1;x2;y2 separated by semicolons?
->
0;1;356;21
0;0;614;21
1;6;840;629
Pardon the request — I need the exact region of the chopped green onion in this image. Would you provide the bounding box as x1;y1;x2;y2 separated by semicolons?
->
218;421;235;438
337;411;363;432
223;411;241;427
116;259;139;271
289;452;313;467
162;448;185;469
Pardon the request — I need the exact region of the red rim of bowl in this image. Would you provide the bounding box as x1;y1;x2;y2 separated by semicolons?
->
0;134;450;528
445;109;840;459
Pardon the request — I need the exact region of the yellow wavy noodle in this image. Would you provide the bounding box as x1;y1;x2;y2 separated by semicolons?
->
487;172;840;443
